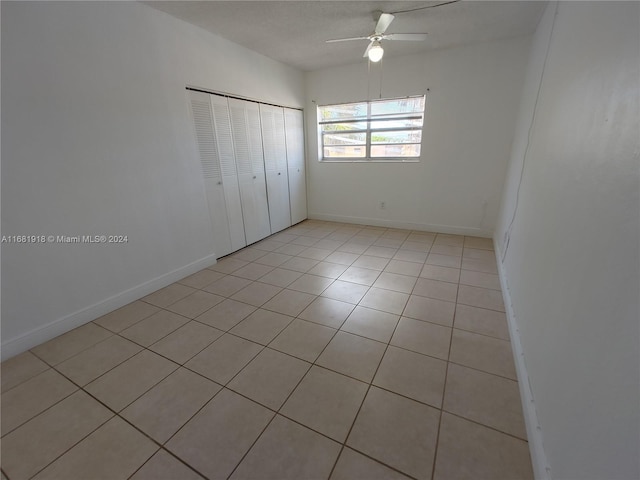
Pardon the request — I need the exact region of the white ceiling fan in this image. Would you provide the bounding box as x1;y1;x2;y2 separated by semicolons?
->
326;11;428;62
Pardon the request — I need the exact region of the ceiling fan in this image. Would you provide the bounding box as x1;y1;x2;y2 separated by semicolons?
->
326;11;428;62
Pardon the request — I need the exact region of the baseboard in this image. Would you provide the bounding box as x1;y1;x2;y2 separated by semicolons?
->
308;212;492;237
0;253;219;361
494;239;551;480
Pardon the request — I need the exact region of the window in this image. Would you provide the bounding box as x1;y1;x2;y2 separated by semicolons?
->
318;95;425;162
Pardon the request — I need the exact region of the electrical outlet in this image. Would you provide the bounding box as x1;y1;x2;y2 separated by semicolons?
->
380;201;386;210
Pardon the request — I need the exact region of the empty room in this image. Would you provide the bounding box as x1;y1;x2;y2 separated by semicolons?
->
1;1;638;479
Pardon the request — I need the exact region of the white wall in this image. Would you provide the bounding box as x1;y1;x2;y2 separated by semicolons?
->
304;36;531;236
1;1;304;359
495;2;639;479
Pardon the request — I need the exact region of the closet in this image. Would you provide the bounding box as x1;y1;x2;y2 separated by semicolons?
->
188;89;306;258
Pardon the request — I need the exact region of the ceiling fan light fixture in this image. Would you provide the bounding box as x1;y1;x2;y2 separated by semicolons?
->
368;41;384;62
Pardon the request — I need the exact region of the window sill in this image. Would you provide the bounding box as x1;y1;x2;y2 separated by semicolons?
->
319;158;420;163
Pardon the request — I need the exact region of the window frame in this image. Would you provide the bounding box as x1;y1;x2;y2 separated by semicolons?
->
317;95;426;163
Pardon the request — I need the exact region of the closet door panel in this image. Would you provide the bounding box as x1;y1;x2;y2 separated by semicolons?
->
210;95;246;252
260;104;291;233
284;108;307;225
229;98;271;244
188;90;234;257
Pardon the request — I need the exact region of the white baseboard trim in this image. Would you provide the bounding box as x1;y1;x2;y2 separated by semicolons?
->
1;253;219;361
494;239;551;480
308;212;492;237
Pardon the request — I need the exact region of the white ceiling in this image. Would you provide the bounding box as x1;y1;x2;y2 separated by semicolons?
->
146;0;546;71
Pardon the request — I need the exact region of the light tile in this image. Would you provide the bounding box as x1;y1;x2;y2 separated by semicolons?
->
325;251;359;265
271;232;298;243
384;259;422;277
150;321;223;364
434;234;464;247
406;232;436;243
93;301;159;333
231;248;268;262
412;277;458;302
86;350;178;412
269;319;336;362
314;239;345;251
258;267;303;287
253;239;286;251
281;256;320;273
458;285;505;312
463;236;495;251
426;253;462;268
230;309;293;345
287;273;333;295
403;295;455;327
393;250;428;263
262;289;316;317
121;310;190;347
166;389;273;480
400;241;431;252
275;243;308;256
341;306;399;343
142;283;196;308
202;274;252;297
299;247;332;261
281;366;368;442
307;261;349;278
1;351;49;393
299;297;355;328
461;257;498;274
450;329;516;379
420;264;460;283
364;245;397;259
339;266;380;286
331;447;412;480
121;368;221;443
454;304;510;340
373;346;446;408
228;348;310;410
430;244;463;257
459;269;501;291
254;252;293;267
31;322;112;365
130;450;204;480
463;247;497;261
1;369;77;436
434;413;532;480
338;243;369;255
55;335;142;385
347;387;439;480
290;235;320;247
230;415;341;480
322;280;369;304
316;332;386;382
232;263;275;281
186;334;262;384
166;290;224;318
195;298;257;331
1;391;112;480
231;281;282;307
352;255;389;271
372;272;417;294
374;237;404;248
443;364;527;439
33;417;157;480
177;269;225;289
360;288;409;315
208;257;249;273
391;317;451;360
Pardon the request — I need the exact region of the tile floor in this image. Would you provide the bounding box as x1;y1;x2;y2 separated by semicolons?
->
1;220;533;480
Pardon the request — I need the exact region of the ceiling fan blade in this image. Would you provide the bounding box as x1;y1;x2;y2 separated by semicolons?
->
326;36;369;43
374;12;395;35
384;33;429;41
363;42;373;58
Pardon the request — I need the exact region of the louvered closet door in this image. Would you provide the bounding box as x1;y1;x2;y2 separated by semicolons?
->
209;94;246;253
284;108;307;225
229;98;272;245
189;90;234;258
260;104;291;233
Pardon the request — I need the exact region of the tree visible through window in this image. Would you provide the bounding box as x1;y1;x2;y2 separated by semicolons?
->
318;95;425;161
